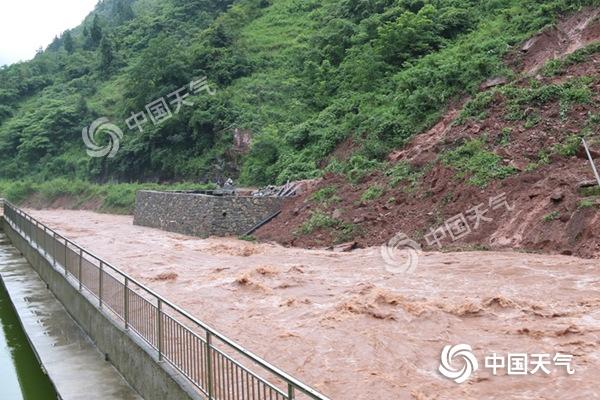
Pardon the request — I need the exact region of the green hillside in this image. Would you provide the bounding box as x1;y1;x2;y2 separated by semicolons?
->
0;0;596;187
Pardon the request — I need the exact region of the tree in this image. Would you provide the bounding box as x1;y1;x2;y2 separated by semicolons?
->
99;36;114;73
90;15;103;47
63;31;75;54
114;0;135;22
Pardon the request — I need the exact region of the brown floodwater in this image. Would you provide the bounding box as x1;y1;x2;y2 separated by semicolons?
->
28;209;600;400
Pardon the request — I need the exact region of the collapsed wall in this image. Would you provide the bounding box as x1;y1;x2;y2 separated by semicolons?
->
133;190;286;237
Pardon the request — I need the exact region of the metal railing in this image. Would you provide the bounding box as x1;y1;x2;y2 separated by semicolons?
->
2;202;330;400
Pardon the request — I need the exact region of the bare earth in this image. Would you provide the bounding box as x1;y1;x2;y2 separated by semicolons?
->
29;209;600;400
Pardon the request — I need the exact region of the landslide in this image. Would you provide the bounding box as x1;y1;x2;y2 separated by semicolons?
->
256;12;600;258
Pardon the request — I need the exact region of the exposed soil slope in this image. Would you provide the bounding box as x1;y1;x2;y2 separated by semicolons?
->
514;8;600;74
256;14;600;258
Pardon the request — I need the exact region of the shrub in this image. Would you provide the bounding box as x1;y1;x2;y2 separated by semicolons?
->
578;198;597;209
385;161;422;189
554;135;582;157
311;186;341;205
299;211;339;234
542;211;560;222
441;139;516;187
360;185;385;202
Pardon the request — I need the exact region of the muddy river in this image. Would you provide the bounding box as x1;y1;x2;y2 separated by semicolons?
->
28;209;600;400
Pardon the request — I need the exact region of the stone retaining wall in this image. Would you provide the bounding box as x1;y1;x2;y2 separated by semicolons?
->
133;190;286;237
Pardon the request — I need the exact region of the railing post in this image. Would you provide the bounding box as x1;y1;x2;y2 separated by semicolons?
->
157;299;163;361
124;277;129;330
78;249;83;292
206;332;213;400
288;384;295;400
52;232;57;267
99;261;104;309
64;239;68;277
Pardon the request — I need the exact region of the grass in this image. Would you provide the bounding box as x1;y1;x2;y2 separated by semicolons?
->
554;134;582;157
298;211;338;235
541;42;600;77
455;90;496;125
441;138;516;187
458;76;594;125
499;127;511;146
542;210;561;222
360;185;385;202
310;186;341;206
579;186;600;197
298;210;358;243
238;234;257;242
385;161;423;190
578;198;597;209
0;179;216;214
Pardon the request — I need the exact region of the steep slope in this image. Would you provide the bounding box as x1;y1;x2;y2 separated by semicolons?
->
1;0;597;186
256;18;600;258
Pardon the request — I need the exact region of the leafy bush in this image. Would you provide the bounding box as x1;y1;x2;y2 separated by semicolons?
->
441;139;516;187
0;179;215;214
579;186;600;197
0;181;36;203
311;186;341;205
0;0;595;187
578;198;597;209
385;162;422;189
554;135;582;157
542;211;561;222
343;155;382;184
360;185;385;202
299;211;339;235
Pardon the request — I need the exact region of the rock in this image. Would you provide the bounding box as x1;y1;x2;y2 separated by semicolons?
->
510;159;529;172
561;249;573;256
470;124;482;134
333;241;357;252
332;209;343;219
550;191;564;202
566;209;593;245
353;216;366;224
388;150;404;163
479;76;508;91
521;37;537;52
577;147;600;159
577;180;598;189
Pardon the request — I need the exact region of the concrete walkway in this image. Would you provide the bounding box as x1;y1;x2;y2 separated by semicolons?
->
0;234;142;400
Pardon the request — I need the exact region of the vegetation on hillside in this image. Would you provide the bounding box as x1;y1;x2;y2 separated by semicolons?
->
1;0;598;190
0;179;215;213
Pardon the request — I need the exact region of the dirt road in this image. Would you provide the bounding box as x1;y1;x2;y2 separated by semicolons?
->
28;209;600;399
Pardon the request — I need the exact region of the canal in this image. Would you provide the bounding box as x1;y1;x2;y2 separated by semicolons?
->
0;238;57;399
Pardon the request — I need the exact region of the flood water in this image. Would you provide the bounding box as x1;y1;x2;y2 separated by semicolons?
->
25;208;600;400
0;243;57;399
